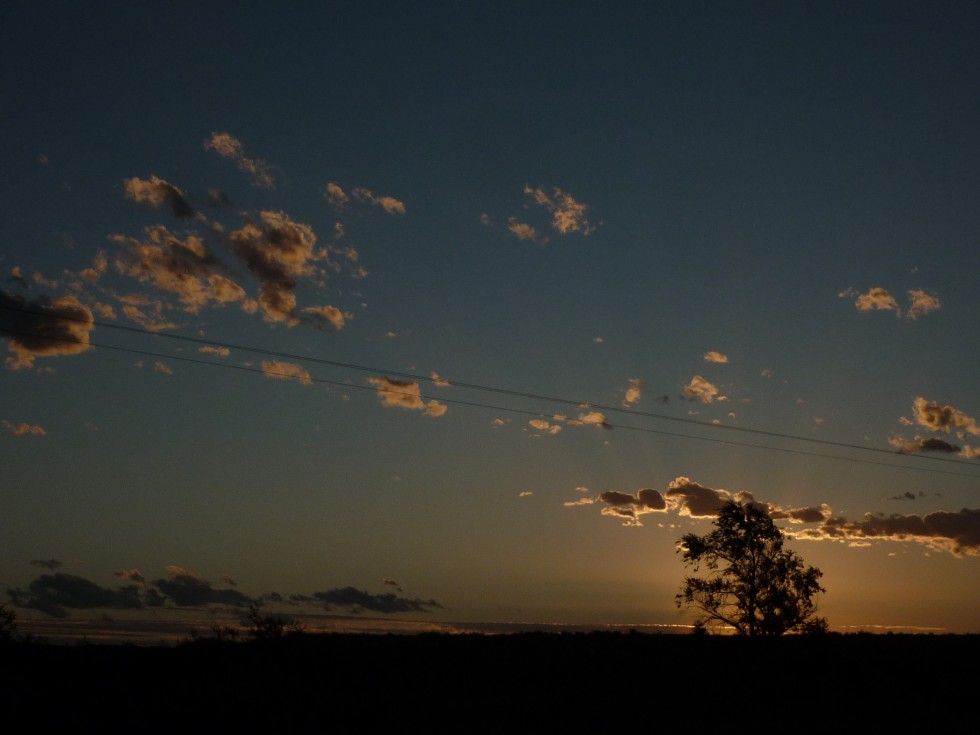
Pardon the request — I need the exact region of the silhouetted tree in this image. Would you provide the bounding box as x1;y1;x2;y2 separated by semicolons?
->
676;499;827;635
0;603;17;643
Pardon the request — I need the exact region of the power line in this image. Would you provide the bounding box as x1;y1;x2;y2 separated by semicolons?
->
2;304;980;479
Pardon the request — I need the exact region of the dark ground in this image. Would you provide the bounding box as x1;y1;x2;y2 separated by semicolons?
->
2;631;976;732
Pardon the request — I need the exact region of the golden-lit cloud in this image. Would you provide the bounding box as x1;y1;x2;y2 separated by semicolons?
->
703;351;729;363
228;211;335;326
368;377;447;416
842;286;941;320
199;345;230;357
906;289;941;319
528;419;562;435
153;361;173;375
111;226;235;313
352;188;406;215
323;182;349;207
78;250;108;284
507;218;548;244
204;132;275;188
523;185;596;235
261;360;313;386
430;372;451;387
569;410;609;428
301;304;348;332
563;497;595;507
623;378;643;406
0;292;94;370
902;396;979;436
124;175;195;218
683;375;724;404
3;420;46;436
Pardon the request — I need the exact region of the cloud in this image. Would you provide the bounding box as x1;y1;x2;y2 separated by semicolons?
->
124;175;195;218
906;289;941;320
3;420;46;436
323;182;349;208
29;559;62;570
519;491;534;497
663;477;734;518
114;569;145;583
844;287;941;320
507;218;548;244
528;419;562;435
569;410;609;428
261;360;313;386
902;397;980;437
595;488;667;525
623;378;643;406
368;377;447;417
301;304;348;332
795;508;980;557
153;361;173;375
889;435;961;454
207;189;232;208
704;351;729;363
307;586;445;614
110;226;249;314
204;132;275;188
563;497;595;507
7;573;143;618
228;211;331;325
430;372;451;387
0;291;95;370
199;345;230;357
352;188;406;215
151;566;253;607
523;185;596;235
683;375;724;404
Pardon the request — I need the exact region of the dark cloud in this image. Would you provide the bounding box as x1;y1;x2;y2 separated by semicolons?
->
151;566;253;608
7;573;142;619
796;508;980;557
207;188;232;208
0;291;95;370
664;477;731;517
29;559;62;570
310;586;446;615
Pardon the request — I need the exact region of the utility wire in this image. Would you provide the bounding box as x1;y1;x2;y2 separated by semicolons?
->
2;303;979;479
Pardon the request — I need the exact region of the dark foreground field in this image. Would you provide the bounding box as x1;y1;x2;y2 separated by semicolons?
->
2;632;976;732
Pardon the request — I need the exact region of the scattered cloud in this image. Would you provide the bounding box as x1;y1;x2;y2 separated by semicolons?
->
528;419;562;435
430;372;451;387
153;361;173;375
519;491;533;497
352;188;406;215
368;377;447;416
261;360;313;386
507;218;548;244
204;132;275;188
7;572;144;618
199;345;231;357
889;435;961;455
323;182;349;208
683;375;724;404
0;291;95;370
842;286;941;320
523;185;596;235
596;488;668;526
124;175;195;218
3;420;46;436
623;378;643;406
703;351;729;363
153;565;253;607
569;410;609;428
901;396;979;436
30;559;62;570
304;586;445;614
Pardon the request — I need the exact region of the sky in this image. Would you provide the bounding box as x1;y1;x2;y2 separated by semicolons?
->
1;1;979;639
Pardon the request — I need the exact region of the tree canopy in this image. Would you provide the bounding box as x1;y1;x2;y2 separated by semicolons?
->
676;499;827;635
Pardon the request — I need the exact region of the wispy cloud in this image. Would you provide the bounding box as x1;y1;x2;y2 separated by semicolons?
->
204;132;275;188
352;188;406;215
507;218;548;244
3;420;46;435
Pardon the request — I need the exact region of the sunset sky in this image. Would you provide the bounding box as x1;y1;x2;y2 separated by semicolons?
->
2;2;978;638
